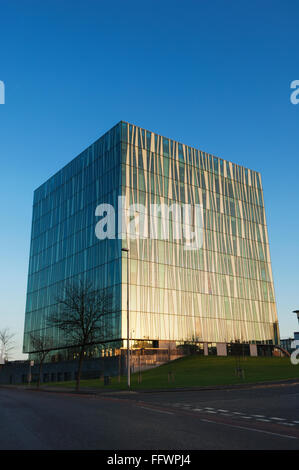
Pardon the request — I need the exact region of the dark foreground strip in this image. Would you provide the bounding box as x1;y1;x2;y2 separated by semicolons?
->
3;449;297;467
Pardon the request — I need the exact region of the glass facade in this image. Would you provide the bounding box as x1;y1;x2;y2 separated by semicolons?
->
23;123;122;354
23;121;279;355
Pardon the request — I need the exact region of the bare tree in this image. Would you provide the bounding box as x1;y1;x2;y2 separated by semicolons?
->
0;328;15;362
29;333;54;388
48;281;113;391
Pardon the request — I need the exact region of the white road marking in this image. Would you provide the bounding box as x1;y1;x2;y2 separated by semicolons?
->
156;402;298;430
139;406;174;415
199;418;298;440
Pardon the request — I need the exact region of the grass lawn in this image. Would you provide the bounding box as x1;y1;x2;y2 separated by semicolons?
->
45;355;299;391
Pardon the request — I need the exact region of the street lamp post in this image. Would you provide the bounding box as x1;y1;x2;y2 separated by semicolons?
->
292;310;299;325
121;247;130;389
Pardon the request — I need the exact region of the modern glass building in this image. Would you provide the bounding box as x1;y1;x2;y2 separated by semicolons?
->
23;121;279;357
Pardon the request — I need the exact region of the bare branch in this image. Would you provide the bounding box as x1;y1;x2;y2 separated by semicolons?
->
29;333;55;388
0;328;16;361
47;281;114;390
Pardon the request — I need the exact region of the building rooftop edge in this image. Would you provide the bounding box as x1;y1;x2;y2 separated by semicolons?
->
33;120;261;194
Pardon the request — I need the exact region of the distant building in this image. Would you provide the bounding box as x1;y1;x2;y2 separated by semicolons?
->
280;338;294;354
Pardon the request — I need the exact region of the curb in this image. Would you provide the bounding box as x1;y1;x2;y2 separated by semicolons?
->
134;378;299;394
1;378;298;396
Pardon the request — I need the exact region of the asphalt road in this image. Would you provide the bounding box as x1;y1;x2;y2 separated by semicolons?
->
0;383;299;450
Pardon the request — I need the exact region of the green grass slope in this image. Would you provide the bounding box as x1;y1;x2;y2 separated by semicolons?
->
46;355;299;391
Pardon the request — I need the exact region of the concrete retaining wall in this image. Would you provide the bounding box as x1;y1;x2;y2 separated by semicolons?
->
0;356;124;385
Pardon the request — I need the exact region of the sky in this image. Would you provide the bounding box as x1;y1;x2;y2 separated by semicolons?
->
0;0;298;359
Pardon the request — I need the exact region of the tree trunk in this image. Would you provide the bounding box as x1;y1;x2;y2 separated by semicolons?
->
76;348;85;391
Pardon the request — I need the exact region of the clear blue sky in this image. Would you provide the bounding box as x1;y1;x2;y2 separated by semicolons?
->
0;0;298;358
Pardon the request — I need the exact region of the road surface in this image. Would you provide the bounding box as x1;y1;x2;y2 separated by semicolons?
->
0;382;299;450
